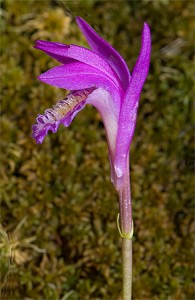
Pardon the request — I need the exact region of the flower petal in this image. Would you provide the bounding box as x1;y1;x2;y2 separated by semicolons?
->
34;40;76;64
76;17;131;89
32;88;96;143
35;41;123;89
114;23;151;180
39;61;123;112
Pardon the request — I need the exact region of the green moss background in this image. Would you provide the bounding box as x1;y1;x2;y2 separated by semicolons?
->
0;0;194;299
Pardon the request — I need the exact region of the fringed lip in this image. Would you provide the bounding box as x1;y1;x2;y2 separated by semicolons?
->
32;87;96;144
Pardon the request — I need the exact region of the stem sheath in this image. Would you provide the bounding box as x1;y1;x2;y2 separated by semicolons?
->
122;238;132;300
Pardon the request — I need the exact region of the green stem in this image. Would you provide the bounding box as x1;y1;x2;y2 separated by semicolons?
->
122;238;132;300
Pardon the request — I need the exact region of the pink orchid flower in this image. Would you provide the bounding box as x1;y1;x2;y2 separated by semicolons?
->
32;17;151;236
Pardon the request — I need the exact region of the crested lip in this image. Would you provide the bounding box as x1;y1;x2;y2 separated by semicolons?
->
32;88;97;144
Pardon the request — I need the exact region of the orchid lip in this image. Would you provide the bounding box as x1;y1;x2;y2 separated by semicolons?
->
32;87;96;144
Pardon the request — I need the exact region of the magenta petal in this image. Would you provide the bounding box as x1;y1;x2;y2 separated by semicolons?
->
76;17;131;89
39;61;122;112
35;40;76;64
114;23;151;179
35;41;122;89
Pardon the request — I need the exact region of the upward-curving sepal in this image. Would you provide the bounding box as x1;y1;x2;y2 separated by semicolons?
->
76;17;131;90
114;23;151;181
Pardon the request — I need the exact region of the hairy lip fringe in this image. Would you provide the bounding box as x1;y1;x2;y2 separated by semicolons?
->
38;87;96;124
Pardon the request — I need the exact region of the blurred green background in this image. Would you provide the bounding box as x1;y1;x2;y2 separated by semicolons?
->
0;0;194;299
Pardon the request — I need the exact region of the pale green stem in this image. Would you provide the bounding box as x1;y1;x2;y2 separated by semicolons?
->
117;156;133;299
122;238;132;300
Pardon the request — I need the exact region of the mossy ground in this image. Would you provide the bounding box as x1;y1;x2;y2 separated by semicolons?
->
0;0;194;299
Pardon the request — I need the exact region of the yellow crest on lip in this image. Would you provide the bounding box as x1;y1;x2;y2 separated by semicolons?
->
44;87;96;121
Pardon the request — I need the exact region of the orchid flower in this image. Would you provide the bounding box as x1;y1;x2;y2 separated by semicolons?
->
32;17;151;299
